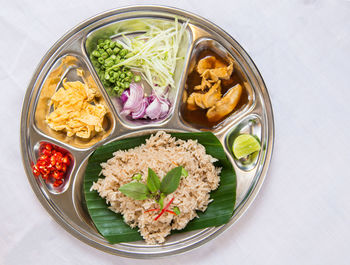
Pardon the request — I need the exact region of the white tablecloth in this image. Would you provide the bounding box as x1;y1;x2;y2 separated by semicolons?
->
1;0;349;264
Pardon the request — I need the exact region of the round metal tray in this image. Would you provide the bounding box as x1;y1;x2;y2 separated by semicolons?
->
20;5;274;258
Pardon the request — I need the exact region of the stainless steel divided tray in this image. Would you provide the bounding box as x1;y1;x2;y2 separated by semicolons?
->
20;6;274;258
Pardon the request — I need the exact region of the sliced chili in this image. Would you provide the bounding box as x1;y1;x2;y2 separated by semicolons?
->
144;209;160;213
155;197;174;221
165;210;176;215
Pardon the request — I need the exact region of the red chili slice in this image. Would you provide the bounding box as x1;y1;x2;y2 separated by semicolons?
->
155;197;175;221
50;156;56;166
45;144;53;151
52;171;63;180
144;209;160;213
61;164;67;173
39;154;49;162
55;162;63;171
38;165;50;175
42;149;51;156
165;210;176;215
61;155;70;166
32;165;40;177
53;179;63;187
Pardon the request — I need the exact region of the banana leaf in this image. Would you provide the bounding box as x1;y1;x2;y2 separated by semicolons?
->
83;132;236;244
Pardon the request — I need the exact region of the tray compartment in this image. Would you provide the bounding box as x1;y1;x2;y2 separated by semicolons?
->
32;141;75;194
225;115;262;171
179;38;254;130
33;54;115;149
84;18;192;128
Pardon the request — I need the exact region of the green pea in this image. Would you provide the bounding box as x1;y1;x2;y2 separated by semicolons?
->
104;60;113;68
101;52;108;59
92;61;100;68
134;75;141;82
119;49;127;57
106;48;113;55
106;61;114;68
116;42;123;49
92;50;100;57
111;86;118;92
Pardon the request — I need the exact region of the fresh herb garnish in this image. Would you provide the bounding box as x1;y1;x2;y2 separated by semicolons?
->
118;182;150;200
159;166;183;195
118;166;187;219
147;168;161;193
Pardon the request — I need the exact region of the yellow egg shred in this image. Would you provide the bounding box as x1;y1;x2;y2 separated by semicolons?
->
46;78;107;139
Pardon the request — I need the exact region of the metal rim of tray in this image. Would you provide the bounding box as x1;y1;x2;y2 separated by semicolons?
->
20;5;274;258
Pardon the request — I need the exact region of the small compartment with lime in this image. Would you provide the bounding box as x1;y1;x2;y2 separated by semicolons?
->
226;115;262;171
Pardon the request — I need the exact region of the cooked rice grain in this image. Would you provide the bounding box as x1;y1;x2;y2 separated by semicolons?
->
91;131;220;244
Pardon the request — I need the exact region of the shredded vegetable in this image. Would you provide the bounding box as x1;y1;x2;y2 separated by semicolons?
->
111;19;188;96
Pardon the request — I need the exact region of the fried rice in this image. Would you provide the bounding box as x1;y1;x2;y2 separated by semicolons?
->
91;131;220;244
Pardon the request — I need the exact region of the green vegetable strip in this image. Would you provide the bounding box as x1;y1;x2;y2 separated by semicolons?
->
83;132;236;244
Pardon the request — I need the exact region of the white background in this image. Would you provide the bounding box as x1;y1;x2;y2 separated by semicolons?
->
1;0;349;264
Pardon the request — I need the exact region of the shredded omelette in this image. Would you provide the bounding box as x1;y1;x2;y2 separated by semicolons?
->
46;76;107;139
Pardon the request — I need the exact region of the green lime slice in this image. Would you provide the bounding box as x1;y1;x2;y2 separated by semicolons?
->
232;134;261;159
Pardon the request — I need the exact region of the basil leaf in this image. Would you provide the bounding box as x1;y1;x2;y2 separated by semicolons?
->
160;166;183;195
147;168;161;193
119;182;149;200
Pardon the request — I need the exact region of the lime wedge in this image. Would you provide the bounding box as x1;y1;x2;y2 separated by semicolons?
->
232;134;261;159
